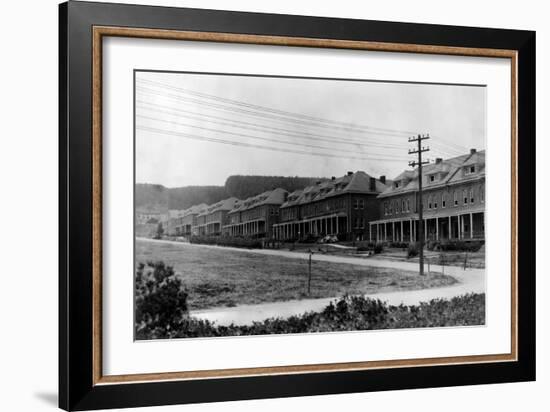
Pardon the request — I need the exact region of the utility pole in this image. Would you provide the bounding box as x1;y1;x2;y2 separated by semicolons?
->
409;134;430;276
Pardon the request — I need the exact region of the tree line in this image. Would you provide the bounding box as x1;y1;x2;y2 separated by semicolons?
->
135;175;326;211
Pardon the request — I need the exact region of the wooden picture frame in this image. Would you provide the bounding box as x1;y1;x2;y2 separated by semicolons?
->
59;1;535;410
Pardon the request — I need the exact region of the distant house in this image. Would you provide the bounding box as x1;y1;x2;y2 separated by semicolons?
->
195;198;239;236
273;171;390;241
370;149;485;243
224;188;287;238
135;210;163;225
165;204;206;236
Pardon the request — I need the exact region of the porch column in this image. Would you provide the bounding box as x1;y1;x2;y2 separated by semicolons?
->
449;216;452;239
470;213;474;239
369;224;372;242
424;219;427;242
401;220;404;242
436;217;439;241
409;219;413;242
460;215;464;240
392;221;395;242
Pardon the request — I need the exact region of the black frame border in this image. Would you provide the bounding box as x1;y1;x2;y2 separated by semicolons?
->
59;1;535;410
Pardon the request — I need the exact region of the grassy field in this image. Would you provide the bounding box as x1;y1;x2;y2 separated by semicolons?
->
136;240;457;310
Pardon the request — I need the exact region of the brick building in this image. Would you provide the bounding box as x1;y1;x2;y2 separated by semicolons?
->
370;149;485;243
224;188;287;237
195;198;239;236
273;171;390;241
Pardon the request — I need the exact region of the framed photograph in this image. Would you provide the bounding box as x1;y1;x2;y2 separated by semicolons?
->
59;1;535;410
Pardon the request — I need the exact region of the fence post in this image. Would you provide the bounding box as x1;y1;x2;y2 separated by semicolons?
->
307;250;313;295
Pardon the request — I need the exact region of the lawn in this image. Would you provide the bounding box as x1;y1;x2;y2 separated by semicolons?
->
136;239;457;310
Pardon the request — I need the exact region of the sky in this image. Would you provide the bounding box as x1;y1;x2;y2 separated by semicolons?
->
135;71;486;187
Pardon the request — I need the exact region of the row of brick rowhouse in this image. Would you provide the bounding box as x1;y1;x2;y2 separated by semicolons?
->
162;149;485;243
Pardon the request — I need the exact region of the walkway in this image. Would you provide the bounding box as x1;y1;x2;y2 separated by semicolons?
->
138;238;485;326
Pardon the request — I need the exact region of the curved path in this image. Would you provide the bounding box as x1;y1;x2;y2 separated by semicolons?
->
139;238;485;326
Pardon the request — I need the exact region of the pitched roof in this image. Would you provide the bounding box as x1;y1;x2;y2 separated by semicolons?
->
228;188;287;214
281;171;390;208
378;149;485;198
197;198;239;217
180;203;208;218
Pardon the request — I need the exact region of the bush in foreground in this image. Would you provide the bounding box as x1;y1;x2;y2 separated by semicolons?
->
135;261;189;339
136;284;485;340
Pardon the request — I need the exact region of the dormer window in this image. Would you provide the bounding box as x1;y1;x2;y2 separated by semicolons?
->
394;181;400;188
429;174;436;183
464;165;476;175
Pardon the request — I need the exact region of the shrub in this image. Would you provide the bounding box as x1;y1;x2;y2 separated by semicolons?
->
407;242;419;258
427;240;439;251
189;235;263;249
301;234;319;243
135;261;189;339
137;293;486;339
373;243;384;254
438;240;484;252
389;242;408;249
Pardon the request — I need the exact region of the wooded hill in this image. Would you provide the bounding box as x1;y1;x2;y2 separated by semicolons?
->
136;175;325;212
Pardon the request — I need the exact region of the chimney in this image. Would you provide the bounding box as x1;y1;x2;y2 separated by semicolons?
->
347;171;353;176
379;175;386;184
470;148;477;154
369;177;376;191
436;158;443;164
331;176;336;180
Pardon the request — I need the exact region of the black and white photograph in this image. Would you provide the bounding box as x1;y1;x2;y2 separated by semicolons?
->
134;70;487;340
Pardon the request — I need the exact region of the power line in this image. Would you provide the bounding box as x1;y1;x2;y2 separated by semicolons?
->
137;114;412;159
136;86;414;138
136;125;411;163
137;78;416;135
136;102;408;151
136;87;470;156
138;100;466;157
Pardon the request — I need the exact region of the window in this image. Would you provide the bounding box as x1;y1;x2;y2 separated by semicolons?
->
463;189;468;205
353;199;359;209
359;199;365;209
407;199;410;212
429;174;435;183
394;181;399;188
481;184;485;203
434;195;438;209
465;165;476;175
442;193;446;208
428;195;432;209
454;191;458;206
361;218;365;228
402;200;406;212
470;188;474;203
